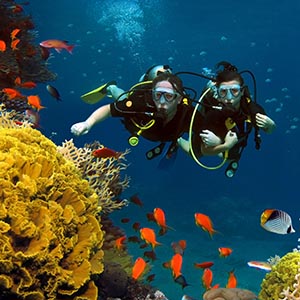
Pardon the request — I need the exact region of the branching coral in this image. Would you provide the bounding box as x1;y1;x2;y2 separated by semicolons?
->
280;261;300;300
259;251;300;300
0;116;104;299
58;139;130;214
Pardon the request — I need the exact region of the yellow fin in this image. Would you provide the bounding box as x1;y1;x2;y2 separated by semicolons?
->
80;81;115;104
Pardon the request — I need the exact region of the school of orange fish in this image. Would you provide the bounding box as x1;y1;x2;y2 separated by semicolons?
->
114;195;238;294
1;22;72;126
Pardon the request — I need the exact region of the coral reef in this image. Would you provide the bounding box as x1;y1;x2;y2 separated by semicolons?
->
0;0;56;85
0;120;104;299
58;139;130;214
280;260;300;300
203;288;257;300
0;0;56;112
259;251;300;300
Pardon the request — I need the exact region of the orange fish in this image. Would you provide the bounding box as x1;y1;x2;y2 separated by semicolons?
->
202;268;213;290
226;270;237;288
11;28;21;40
115;236;126;251
92;147;121;159
39;39;75;54
218;247;233;258
139;227;161;249
0;40;6;52
170;253;183;278
194;261;214;269
11;38;20;50
194;212;217;238
2;88;23;99
153;207;173;235
14;77;37;89
132;257;146;280
27;95;45;111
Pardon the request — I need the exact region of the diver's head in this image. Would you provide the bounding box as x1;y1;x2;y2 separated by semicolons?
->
140;64;172;82
151;73;183;123
215;61;244;108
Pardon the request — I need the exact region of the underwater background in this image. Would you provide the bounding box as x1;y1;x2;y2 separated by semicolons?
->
28;0;299;299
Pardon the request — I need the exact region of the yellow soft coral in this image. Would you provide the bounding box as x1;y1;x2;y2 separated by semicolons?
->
0;126;104;300
259;251;300;300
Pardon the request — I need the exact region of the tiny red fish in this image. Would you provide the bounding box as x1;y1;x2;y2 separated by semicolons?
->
194;261;214;269
146;274;155;282
11;28;21;40
129;194;143;207
11;38;20;50
15;77;36;89
40;39;75;54
92;147;121;159
143;250;157;261
121;218;130;223
132;222;141;231
115;236;126;251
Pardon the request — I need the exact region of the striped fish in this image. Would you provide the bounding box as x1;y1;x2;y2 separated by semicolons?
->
260;209;295;234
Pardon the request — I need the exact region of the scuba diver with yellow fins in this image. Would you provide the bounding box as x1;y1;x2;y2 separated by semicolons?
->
177;61;276;177
80;64;173;104
71;65;199;165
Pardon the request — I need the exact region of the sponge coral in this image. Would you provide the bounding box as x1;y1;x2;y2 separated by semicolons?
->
0;126;104;299
259;251;300;300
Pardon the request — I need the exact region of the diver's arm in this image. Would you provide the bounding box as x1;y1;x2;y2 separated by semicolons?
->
85;104;112;127
71;104;111;136
201;130;238;156
255;113;276;134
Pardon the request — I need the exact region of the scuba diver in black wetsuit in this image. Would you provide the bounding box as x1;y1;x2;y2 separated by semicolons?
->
71;72;198;161
178;61;276;177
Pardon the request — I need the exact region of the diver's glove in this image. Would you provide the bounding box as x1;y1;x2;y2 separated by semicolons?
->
70;121;92;136
200;129;222;147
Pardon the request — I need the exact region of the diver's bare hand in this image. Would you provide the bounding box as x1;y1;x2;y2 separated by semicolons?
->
224;130;238;150
200;129;222;147
70;121;91;136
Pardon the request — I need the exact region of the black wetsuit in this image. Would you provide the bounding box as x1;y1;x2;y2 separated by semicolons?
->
110;83;196;143
194;91;266;160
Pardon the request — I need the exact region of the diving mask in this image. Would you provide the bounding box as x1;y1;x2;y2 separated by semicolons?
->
152;88;179;103
218;84;242;99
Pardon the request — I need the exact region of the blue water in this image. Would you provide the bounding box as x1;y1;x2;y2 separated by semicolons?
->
28;0;299;298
